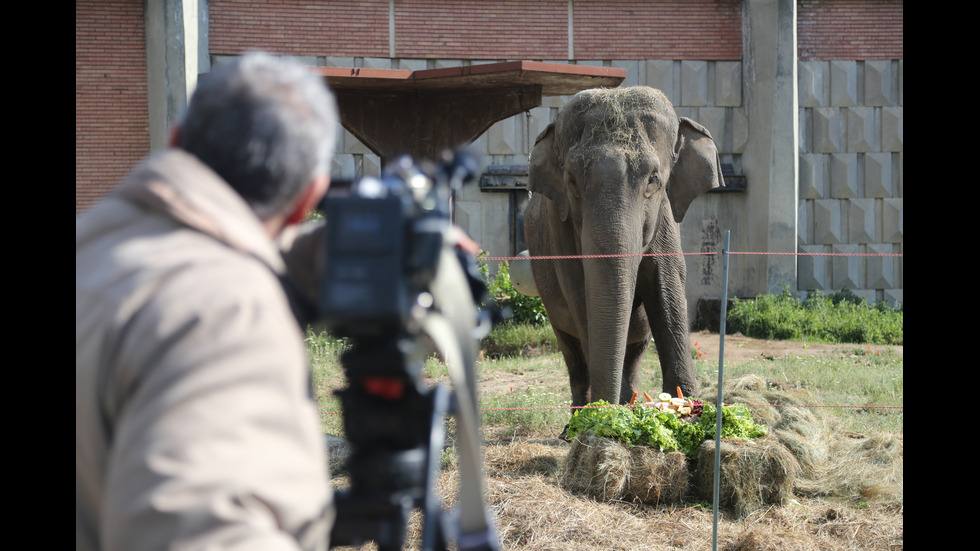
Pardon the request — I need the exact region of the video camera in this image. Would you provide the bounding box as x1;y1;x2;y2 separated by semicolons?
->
317;150;501;551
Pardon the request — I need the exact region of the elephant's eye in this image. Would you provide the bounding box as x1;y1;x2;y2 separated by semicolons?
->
644;174;661;197
566;174;581;198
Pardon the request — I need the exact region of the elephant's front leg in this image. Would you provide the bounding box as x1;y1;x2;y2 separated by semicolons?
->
554;329;590;408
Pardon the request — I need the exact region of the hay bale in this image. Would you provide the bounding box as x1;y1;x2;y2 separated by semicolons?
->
694;437;800;518
623;446;689;504
560;434;688;505
560;435;629;500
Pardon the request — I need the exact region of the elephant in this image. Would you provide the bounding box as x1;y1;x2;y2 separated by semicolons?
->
523;86;723;409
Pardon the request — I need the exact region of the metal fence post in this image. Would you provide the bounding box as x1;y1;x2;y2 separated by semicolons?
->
712;230;730;551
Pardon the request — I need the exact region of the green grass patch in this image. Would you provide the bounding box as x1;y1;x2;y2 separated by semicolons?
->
481;322;558;358
727;288;903;345
692;346;903;435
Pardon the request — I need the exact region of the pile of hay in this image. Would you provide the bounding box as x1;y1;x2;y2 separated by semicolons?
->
559;434;689;504
701;375;904;505
558;375;903;517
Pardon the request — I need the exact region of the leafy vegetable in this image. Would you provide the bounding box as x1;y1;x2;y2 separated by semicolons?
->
566;399;767;457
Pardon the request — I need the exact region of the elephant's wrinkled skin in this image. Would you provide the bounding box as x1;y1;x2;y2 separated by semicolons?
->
524;86;722;408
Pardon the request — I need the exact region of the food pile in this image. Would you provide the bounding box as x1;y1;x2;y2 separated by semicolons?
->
566;388;767;457
632;387;703;423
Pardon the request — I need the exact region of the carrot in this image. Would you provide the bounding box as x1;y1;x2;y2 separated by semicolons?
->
643;392;654;403
676;386;684;399
629;391;638;405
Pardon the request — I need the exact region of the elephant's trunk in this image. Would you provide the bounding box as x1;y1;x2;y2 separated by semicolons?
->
581;219;643;405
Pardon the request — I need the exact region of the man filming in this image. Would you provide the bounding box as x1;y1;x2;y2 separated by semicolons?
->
77;52;338;550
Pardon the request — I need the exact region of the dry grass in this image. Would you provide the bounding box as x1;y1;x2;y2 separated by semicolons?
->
329;373;902;550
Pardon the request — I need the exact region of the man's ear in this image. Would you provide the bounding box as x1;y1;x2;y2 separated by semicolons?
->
284;174;330;226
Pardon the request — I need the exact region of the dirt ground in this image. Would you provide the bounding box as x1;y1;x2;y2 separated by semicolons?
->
686;329;904;365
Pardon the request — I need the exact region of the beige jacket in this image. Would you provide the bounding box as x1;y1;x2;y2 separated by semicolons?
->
76;150;332;550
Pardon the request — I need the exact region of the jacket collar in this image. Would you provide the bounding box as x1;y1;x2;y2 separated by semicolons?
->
114;149;286;273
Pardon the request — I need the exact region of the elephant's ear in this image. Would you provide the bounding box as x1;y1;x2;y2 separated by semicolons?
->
667;117;724;223
528;123;568;222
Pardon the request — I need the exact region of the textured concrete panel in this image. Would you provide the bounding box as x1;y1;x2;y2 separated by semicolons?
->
362;57;392;70
798;61;827;107
798;200;809;245
361;153;382;177
846;106;877;153
331;153;355;180
434;59;463;69
487;117;518;155
714;61;742;107
479;193;520;256
612;60;642;87
882;198;903;243
830;154;858;199
847;198;876;244
798;245;831;290
325;56;355;67
731;108;749;154
343;129;375;155
865;153;894;198
698;107;726;153
812;108;842;153
830;60;857;107
867;243;898;289
898;60;903;106
454;200;482;253
395;58;428;71
674;106;697;121
896;152;903;198
645;60;676;103
864;60;895;107
680;60;708;106
883;288;902;307
881;106;903;152
799;154;828;199
832;244;862;290
813;199;843;245
798;108;811;154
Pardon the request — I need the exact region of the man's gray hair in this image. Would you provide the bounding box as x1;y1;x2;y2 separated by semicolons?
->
180;52;339;219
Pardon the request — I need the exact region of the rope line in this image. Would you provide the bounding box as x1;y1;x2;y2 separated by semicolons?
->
482;251;904;261
320;402;903;415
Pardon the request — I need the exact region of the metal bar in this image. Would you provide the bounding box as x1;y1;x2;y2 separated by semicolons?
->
712;230;731;551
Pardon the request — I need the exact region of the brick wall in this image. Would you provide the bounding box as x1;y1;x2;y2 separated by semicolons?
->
573;0;742;60
209;0;390;58
798;0;904;61
209;0;742;61
75;0;149;213
396;0;568;59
